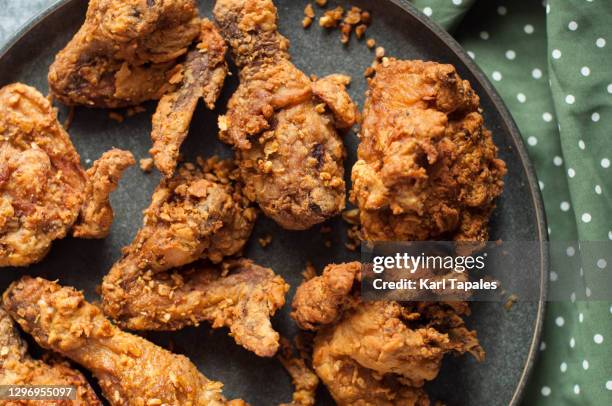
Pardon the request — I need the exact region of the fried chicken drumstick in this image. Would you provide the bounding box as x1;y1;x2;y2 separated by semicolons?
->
102;158;288;357
0;307;101;406
3;277;246;406
351;59;506;243
0;84;134;267
291;262;484;406
213;0;358;230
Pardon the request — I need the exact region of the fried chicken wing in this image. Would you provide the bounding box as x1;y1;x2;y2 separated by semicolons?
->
48;0;202;108
351;59;506;243
292;263;484;406
0;84;134;267
213;0;358;230
104;259;288;357
3;277;246;406
0;308;101;406
101;158;288;356
150;20;228;177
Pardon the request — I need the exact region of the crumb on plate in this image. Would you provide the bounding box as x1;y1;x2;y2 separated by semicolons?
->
139;158;154;173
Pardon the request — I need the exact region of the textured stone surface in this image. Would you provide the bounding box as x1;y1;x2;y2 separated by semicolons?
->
0;0;57;49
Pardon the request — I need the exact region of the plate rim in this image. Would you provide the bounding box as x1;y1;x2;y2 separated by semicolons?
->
0;1;549;405
381;2;549;404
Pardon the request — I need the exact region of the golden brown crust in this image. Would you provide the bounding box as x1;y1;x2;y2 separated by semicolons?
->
291;261;361;331
48;0;202;108
0;84;130;267
278;337;319;406
150;20;228;177
351;59;506;243
214;0;358;230
0;308;102;406
104;258;288;357
3;277;242;406
291;263;484;406
72;148;135;238
0;83;87;266
101;158;288;356
100;158;255;277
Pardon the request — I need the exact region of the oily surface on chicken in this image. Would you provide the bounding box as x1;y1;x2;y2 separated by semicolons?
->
101;158;288;356
351;59;507;243
292;262;484;406
48;0;203;108
0;307;101;406
214;0;358;230
3;277;246;406
0;83;133;267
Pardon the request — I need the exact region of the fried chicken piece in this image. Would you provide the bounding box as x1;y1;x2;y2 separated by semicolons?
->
150;20;228;177
103;158;256;275
48;0;202;108
213;0;358;230
104;259;288;357
49;0;229;176
72;148;135;238
278;337;319;406
0;308;101;406
351;59;506;243
0;84;134;267
291;261;361;331
102;159;288;356
3;277;246;406
313;338;429;406
291;263;484;405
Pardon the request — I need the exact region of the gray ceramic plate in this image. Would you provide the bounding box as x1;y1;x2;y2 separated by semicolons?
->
0;0;547;405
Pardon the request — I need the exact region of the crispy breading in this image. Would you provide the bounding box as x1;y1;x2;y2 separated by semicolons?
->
0;308;101;406
48;0;202;108
0;84;133;267
149;20;228;177
101;158;288;356
104;259;288;357
291;262;361;331
213;0;358;230
351;59;506;243
292;263;484;406
48;0;229;176
72;148;135;238
3;277;245;405
278;337;319;406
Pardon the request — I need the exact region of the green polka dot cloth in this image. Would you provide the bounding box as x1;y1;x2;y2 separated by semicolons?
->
409;0;612;404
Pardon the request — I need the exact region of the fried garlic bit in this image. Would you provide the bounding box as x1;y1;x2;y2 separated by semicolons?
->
303;4;315;28
316;5;372;45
